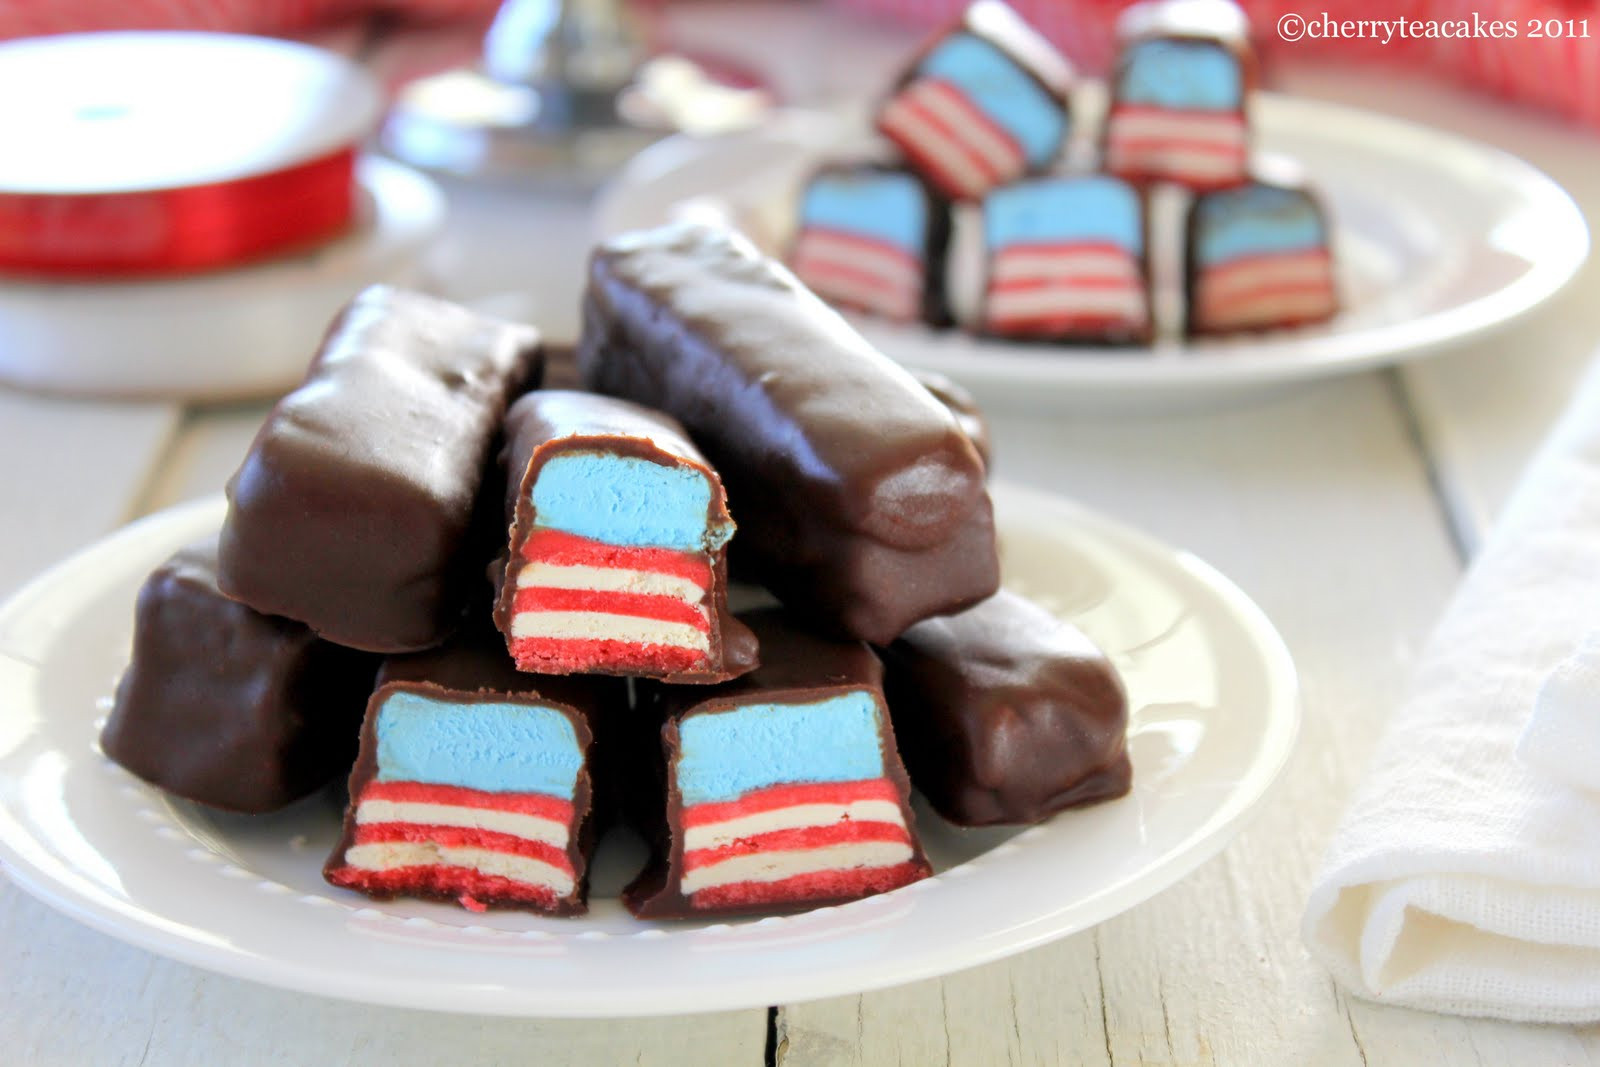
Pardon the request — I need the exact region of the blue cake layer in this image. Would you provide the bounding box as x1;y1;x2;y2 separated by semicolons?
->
801;172;928;252
985;177;1143;253
375;691;583;798
1120;39;1242;111
1194;186;1327;264
531;452;732;551
677;694;888;805
918;33;1066;165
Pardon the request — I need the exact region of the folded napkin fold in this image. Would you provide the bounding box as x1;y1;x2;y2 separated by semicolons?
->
1518;629;1600;794
1303;354;1600;1024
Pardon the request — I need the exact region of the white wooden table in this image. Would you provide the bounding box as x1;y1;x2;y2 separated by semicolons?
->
6;14;1600;1063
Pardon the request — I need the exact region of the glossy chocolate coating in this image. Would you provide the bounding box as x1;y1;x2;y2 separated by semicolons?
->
323;625;624;914
880;590;1131;826
623;608;931;919
910;368;991;472
492;390;758;682
539;342;584;390
579;223;999;646
101;540;379;814
218;286;541;653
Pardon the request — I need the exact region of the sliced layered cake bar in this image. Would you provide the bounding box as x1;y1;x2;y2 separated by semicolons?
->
325;628;625;914
875;0;1073;201
789;164;950;325
492;391;757;683
980;175;1151;344
1186;178;1338;335
1104;0;1254;190
624;610;932;918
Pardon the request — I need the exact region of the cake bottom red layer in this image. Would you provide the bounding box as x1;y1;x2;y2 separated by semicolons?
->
510;636;705;675
326;863;566;913
690;861;928;910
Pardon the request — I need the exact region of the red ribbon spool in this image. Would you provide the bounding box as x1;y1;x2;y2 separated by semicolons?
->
0;33;379;280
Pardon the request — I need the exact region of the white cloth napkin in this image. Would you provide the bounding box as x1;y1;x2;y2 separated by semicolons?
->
1518;629;1600;792
1303;357;1600;1024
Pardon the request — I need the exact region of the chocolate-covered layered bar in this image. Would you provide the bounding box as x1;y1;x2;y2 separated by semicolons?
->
579;223;998;646
101;539;379;814
788;163;952;326
874;0;1074;201
624;609;932;918
492;390;757;683
979;175;1153;345
1103;0;1255;189
880;590;1131;826
324;626;625;914
219;286;541;653
1185;176;1338;336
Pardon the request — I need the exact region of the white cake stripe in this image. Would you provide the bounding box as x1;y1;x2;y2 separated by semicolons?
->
988;286;1148;319
516;561;704;603
510;610;710;651
991;249;1139;285
878;96;989;199
354;800;570;848
682;800;908;852
343;842;576;896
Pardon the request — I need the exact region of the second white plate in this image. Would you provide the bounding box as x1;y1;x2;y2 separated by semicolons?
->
0;484;1297;1016
594;97;1588;410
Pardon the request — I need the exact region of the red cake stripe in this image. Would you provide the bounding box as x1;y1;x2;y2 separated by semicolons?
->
509;636;706;674
790;253;920;319
352;822;576;873
518;528;712;587
992;274;1138;293
916;78;1027;175
793;227;921;272
898;84;1009;186
1196;249;1333;284
513;586;711;630
987;312;1148;334
683;820;911;870
1107;104;1247;123
359;781;574;821
680;779;903;828
689;861;928;910
326;864;566;911
1109;136;1248;160
1199;279;1336;314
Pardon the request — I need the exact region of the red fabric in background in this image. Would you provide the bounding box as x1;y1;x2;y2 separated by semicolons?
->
838;0;1600;130
1;0;1595;129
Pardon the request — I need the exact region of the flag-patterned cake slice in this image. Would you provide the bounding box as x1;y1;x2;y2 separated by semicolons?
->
875;0;1073;201
980;175;1151;344
324;632;625;914
1186;179;1338;335
789;165;950;325
624;609;932;918
1104;0;1254;190
492;391;757;684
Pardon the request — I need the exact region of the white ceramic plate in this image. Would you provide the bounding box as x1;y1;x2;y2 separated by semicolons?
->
594;98;1589;410
0;486;1297;1017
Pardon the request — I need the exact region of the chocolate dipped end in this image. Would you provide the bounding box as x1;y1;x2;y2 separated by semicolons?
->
218;286;542;653
101;539;379;814
911;369;991;472
623;609;932;919
579;223;997;645
881;590;1131;826
323;626;624;915
492;390;757;683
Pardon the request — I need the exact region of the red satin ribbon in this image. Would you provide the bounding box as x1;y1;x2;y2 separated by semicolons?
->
0;147;358;279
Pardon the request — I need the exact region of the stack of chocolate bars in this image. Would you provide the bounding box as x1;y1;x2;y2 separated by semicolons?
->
102;224;1131;920
788;0;1340;344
